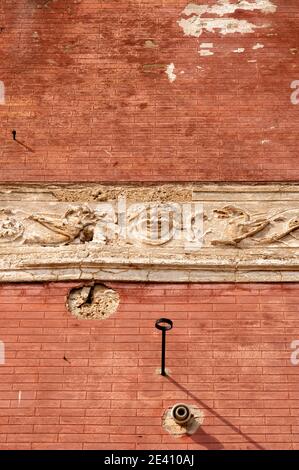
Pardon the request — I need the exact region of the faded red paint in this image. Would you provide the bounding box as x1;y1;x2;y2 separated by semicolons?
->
0;0;299;181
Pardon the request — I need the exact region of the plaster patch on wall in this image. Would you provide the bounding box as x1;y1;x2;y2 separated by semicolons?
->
178;1;277;37
0;81;5;104
163;404;204;437
165;63;177;83
67;284;120;320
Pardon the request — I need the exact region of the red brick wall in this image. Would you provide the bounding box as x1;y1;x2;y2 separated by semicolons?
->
1;0;299;451
0;0;299;181
0;282;298;450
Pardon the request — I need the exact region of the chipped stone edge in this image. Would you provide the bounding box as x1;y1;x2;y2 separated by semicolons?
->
0;246;299;282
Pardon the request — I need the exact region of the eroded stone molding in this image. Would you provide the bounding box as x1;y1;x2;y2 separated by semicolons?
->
1;183;299;282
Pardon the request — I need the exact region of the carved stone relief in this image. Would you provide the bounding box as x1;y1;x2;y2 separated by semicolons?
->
0;183;299;282
209;205;299;248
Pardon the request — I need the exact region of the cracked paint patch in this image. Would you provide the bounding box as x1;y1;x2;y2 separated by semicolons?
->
233;48;245;53
166;63;177;83
0;81;5;104
178;1;277;37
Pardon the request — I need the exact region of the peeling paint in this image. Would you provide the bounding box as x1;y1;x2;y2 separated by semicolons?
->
291;340;299;366
200;42;213;48
144;39;157;48
233;48;245;53
178;1;277;37
0;81;4;104
0;341;4;364
291;80;299;105
166;63;177;83
199;49;214;56
199;42;214;56
253;43;264;49
143;63;166;73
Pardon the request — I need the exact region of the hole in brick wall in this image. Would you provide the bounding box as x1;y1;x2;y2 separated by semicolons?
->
67;284;119;320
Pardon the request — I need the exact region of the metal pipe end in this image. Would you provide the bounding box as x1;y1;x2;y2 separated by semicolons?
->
171;403;192;426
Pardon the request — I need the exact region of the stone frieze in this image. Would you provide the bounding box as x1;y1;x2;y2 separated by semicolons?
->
0;183;299;282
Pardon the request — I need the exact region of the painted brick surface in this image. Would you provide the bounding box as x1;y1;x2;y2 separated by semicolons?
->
0;282;298;450
0;0;298;181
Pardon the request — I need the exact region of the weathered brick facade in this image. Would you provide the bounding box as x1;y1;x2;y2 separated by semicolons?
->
0;283;298;450
0;0;299;450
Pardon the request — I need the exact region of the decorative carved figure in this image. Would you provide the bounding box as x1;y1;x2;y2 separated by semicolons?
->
25;206;102;246
211;206;270;247
257;216;299;244
127;203;180;246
